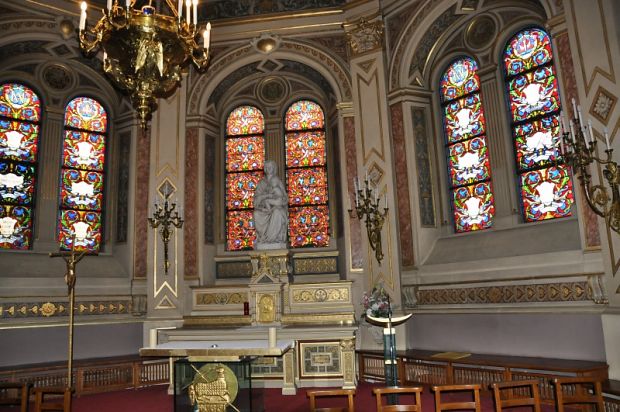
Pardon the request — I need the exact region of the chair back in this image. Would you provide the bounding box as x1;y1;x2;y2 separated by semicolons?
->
431;384;482;412
552;377;604;412
307;388;356;412
33;386;72;412
490;380;542;412
373;386;423;412
0;382;32;412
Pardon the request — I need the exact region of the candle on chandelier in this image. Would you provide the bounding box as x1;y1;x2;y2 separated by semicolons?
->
560;112;568;136
384;194;388;209
203;22;211;49
192;0;198;26
577;105;584;128
588;120;595;144
107;0;112;10
604;128;611;150
177;0;182;20
571;97;578;120
185;0;191;25
79;2;87;31
125;0;130;8
569;120;576;143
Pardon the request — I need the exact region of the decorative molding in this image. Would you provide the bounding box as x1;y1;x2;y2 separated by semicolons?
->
195;292;248;305
412;106;435;228
0;299;131;319
216;261;253;279
281;312;355;325
590;86;616;125
292;287;349;304
293;256;338;275
299;341;342;378
184;127;199;279
345;18;384;57
133;128;151;279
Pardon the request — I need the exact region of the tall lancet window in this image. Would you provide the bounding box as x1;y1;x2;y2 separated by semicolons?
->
285;100;329;247
503;27;573;222
0;83;41;249
225;105;265;251
440;57;495;232
58;97;107;252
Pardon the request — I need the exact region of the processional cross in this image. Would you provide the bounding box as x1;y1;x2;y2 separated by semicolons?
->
49;242;97;392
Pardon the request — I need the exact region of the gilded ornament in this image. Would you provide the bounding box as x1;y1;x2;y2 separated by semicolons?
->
40;302;58;317
345;18;384;56
258;294;275;323
188;363;239;412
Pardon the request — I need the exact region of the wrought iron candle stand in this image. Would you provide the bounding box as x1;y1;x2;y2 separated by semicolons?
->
561;100;620;234
148;191;184;274
348;175;388;264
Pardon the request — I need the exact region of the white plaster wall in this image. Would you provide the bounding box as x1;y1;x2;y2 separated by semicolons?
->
406;313;606;361
602;313;620;379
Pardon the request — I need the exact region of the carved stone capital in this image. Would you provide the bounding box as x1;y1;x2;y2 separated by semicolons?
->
345;18;384;56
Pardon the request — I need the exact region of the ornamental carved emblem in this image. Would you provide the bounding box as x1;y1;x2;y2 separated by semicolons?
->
345;18;384;56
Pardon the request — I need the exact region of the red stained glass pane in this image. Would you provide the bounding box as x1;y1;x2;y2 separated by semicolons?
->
0;120;39;163
520;165;573;222
0;83;41;122
440;57;481;102
514;115;562;170
452;181;495;233
285;132;326;168
226;106;264;136
226;210;256;250
0;161;35;205
447;137;491;187
62;130;106;171
226;136;264;172
287;167;328;206
58;209;102;252
444;93;486;143
504;28;553;77
65;97;107;132
285;100;324;131
60;169;104;211
226;171;263;210
508;66;560;122
288;206;329;247
0;205;32;249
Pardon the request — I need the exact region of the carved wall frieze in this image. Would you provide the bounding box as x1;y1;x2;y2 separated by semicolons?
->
293;256;338;275
0;299;132;319
345;18;384;57
195;292;248;305
292;287;349;303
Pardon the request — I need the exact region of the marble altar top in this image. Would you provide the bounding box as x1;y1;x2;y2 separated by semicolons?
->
139;339;292;357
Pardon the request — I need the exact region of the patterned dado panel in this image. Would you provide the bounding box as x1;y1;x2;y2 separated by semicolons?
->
0;299;132;319
407;281;596;307
251;356;284;379
216;261;253;279
195;292;248;306
292;256;338;275
298;341;342;378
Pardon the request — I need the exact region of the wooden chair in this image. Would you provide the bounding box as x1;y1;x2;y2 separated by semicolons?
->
373;386;424;412
32;387;72;412
0;381;32;412
490;380;542;412
552;377;604;412
431;384;482;412
307;388;356;412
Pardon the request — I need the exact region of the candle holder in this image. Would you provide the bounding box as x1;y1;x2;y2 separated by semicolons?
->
148;191;184;274
348;175;388;264
561;100;620;234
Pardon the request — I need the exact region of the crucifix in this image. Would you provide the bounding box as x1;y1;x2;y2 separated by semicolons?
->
49;244;97;394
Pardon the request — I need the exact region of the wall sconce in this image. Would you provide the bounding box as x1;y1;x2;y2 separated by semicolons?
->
348;174;388;264
561;99;620;234
148;189;183;274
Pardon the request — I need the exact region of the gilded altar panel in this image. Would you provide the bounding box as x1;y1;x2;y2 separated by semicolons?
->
299;341;342;378
292;256;338;275
251;356;284;378
288;281;354;315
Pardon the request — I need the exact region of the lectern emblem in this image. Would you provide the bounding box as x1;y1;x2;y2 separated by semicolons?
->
188;363;239;412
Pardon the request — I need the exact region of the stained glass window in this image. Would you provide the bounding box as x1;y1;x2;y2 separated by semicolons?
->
285;100;329;247
503;28;574;222
440;57;495;232
0;83;41;250
58;97;107;252
225;105;265;250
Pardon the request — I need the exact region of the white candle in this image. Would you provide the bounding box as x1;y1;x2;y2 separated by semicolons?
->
177;0;182;20
588;120;595;144
107;0;112;10
79;2;87;31
203;22;211;49
572;98;578;119
384;194;388;209
604;128;610;150
268;327;277;348
569;120;576;143
125;0;130;8
185;0;191;25
192;0;198;25
560;113;568;136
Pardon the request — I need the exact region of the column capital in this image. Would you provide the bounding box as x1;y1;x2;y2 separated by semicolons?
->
344;16;384;57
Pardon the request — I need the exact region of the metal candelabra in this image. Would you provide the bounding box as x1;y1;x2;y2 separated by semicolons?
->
561;99;620;234
148;191;184;274
348;175;388;264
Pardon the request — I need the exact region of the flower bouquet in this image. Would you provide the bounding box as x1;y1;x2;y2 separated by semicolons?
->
361;283;391;319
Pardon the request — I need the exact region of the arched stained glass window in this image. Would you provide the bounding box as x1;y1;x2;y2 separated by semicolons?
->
58;97;107;252
0;83;41;250
285;100;329;247
440;57;495;232
503;28;573;222
225;105;265;251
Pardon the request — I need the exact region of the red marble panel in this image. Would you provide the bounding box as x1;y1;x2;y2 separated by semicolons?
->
344;116;363;269
391;103;415;267
184;128;199;279
555;31;601;248
133;128;150;279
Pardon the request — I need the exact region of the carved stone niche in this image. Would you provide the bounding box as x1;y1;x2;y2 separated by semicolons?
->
248;250;290;326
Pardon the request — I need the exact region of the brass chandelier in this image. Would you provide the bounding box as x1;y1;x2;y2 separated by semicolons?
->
78;0;211;129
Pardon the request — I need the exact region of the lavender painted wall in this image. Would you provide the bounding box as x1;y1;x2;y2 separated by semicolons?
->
407;313;606;361
0;322;143;367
